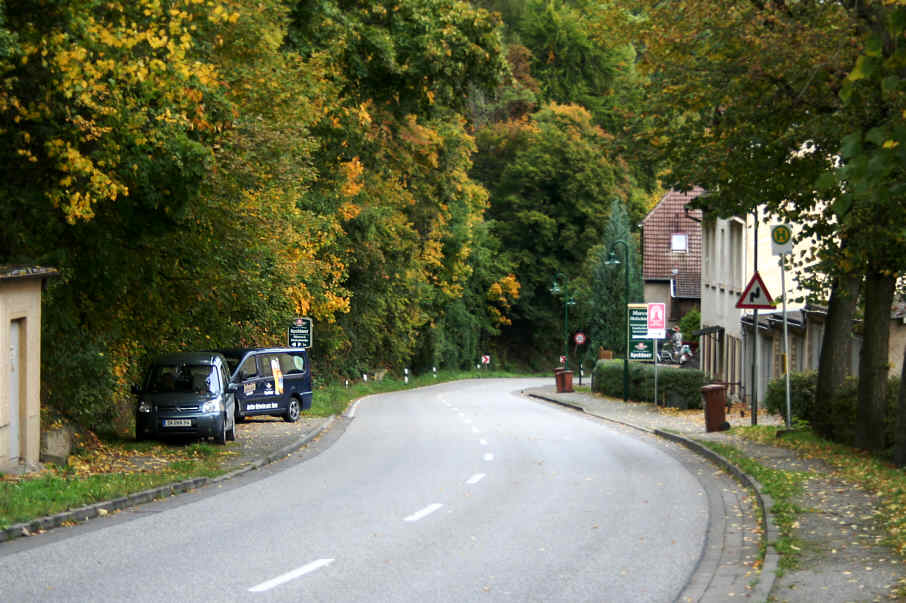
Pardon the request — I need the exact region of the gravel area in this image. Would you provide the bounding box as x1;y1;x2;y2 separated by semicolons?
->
221;414;327;471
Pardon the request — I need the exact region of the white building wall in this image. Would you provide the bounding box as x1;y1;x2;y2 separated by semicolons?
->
702;207;815;406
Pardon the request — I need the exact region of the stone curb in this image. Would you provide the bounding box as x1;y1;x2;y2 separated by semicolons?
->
0;416;335;544
526;391;779;602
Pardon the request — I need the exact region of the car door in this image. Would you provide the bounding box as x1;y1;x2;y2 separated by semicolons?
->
235;354;278;415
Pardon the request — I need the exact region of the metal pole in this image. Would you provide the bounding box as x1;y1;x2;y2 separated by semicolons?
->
654;337;659;406
781;256;792;429
751;214;759;426
606;241;630;402
624;249;630;402
564;283;569;371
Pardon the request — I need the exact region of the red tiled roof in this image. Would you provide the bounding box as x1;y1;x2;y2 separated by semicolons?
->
641;189;703;299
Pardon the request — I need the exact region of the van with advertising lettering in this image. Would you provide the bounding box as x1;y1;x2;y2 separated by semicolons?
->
217;348;312;423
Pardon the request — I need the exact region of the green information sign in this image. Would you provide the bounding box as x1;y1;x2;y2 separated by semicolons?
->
627;304;654;361
628;304;649;340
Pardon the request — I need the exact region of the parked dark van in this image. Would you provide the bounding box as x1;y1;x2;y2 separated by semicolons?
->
217;348;312;423
133;352;237;444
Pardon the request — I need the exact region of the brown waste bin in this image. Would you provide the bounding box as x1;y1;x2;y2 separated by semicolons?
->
561;370;574;393
701;384;728;432
554;368;565;393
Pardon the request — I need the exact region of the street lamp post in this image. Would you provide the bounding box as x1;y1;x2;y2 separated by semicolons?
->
606;240;630;402
550;272;575;370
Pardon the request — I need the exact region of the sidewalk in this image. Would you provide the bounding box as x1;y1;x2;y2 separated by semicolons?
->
526;385;906;602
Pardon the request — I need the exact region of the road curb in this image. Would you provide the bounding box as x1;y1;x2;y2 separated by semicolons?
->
0;416;336;544
526;390;779;601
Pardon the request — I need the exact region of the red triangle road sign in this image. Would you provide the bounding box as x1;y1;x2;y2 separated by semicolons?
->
736;271;776;309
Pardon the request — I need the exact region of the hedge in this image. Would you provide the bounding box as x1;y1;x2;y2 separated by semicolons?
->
592;359;707;409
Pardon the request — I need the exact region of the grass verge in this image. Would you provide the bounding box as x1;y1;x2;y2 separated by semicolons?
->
695;437;807;573
0;441;226;530
734;425;906;559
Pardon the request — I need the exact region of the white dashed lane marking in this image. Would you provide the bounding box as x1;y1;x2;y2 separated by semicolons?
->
404;503;444;523
466;473;486;485
248;559;335;593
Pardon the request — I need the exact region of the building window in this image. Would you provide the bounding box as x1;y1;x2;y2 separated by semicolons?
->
671;233;688;252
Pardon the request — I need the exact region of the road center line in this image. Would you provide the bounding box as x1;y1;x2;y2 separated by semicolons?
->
471;426;480;434
483;453;494;461
248;558;335;593
479;438;488;446
466;473;486;485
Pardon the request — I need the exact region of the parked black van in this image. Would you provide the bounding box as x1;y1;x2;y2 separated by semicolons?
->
133;352;237;444
217;348;312;423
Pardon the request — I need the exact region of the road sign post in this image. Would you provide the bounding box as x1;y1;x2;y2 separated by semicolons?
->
773;224;793;428
288;317;313;348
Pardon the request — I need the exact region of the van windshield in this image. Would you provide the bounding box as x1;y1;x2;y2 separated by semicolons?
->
147;364;219;395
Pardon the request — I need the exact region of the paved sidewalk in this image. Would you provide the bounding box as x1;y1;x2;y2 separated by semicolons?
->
526;385;906;603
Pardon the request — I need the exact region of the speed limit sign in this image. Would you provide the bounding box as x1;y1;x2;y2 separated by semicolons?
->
574;332;586;345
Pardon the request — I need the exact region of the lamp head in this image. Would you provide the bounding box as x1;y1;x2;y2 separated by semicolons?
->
605;251;620;265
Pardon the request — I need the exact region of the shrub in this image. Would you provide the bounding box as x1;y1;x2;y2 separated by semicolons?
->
764;371;817;423
593;359;706;409
678;309;701;343
771;372;902;455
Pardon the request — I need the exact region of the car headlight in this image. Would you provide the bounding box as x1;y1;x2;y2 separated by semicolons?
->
201;398;223;413
138;400;153;413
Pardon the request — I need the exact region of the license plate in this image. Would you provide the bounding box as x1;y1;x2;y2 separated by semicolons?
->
163;419;192;427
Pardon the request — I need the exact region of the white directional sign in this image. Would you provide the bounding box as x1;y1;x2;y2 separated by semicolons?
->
736;271;775;309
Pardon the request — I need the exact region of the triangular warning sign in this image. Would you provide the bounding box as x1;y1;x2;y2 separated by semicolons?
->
736;271;775;309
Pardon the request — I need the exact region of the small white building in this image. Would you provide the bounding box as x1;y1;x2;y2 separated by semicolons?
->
1;266;57;472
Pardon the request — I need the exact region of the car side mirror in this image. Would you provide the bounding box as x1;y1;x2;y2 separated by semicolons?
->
226;383;238;394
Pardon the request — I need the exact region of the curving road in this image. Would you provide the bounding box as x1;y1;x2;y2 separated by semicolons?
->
0;378;715;602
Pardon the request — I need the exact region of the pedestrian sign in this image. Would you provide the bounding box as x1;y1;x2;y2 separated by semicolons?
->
736;272;775;309
647;302;666;340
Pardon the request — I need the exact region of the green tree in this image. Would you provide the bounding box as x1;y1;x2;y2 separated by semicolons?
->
584;199;643;358
630;0;906;451
473;102;639;364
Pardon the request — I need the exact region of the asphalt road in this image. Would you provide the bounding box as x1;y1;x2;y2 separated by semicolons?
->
0;378;712;602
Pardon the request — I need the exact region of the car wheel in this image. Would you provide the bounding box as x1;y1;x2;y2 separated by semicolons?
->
283;397;300;423
226;412;236;441
214;413;227;444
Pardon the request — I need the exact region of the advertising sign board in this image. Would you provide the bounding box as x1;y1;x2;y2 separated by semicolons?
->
288;317;313;348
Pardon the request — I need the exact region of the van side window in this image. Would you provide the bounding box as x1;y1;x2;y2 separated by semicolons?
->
279;353;300;374
258;355;277;378
291;355;305;373
239;356;257;379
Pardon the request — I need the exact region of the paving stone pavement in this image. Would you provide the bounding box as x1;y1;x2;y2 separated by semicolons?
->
525;384;906;602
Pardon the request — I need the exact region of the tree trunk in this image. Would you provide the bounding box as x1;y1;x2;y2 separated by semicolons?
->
814;274;860;438
855;269;895;452
894;346;906;466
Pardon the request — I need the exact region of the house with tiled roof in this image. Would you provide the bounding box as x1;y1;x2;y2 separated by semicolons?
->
641;189;703;328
